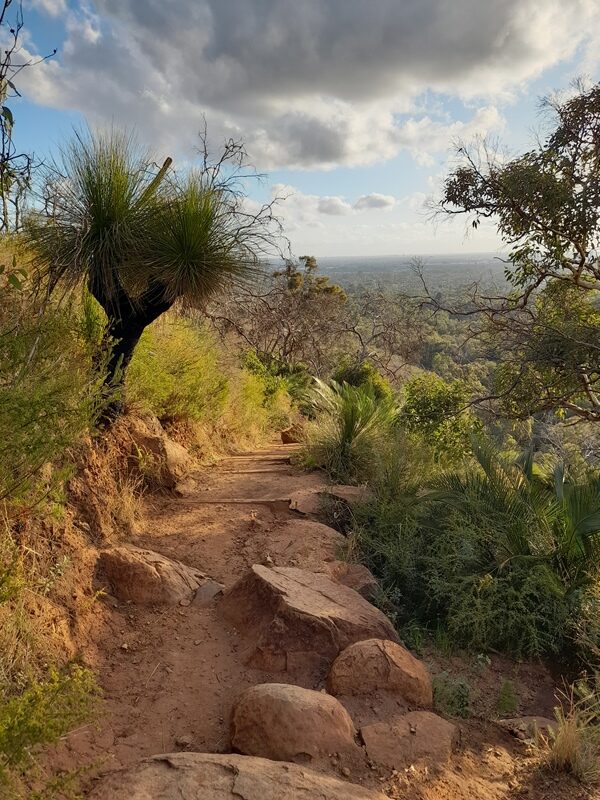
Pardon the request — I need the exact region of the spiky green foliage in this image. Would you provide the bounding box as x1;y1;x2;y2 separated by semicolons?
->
353;438;600;660
24;128;281;416
303;379;399;483
28;131;274;306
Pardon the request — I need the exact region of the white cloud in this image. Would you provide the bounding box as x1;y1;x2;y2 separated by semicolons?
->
19;0;600;170
354;193;396;211
28;0;66;15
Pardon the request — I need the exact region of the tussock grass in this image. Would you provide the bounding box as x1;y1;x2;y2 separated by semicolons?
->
541;680;600;785
303;379;399;483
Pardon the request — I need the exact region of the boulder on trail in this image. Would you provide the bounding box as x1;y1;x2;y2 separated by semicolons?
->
220;564;399;673
328;639;433;707
361;711;459;769
324;561;378;600
231;683;358;764
128;414;194;490
88;752;388;800
97;545;206;605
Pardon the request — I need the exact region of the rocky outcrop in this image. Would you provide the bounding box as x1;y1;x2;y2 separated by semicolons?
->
328;639;433;707
324;561;378;600
220;564;399;673
361;711;459;769
88;752;389;800
97;545;206;605
231;683;359;764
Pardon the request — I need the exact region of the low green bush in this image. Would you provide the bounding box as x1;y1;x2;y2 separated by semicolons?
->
302;379;399;483
126;319;229;424
398;372;479;459
353;438;600;662
432;671;472;718
0;664;99;797
332;359;392;401
127;317;293;442
0;281;106;507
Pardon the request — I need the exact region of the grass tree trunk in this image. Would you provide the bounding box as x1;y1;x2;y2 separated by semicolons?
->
92;278;174;422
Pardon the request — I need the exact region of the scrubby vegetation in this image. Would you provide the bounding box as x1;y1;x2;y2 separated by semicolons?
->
2;3;600;788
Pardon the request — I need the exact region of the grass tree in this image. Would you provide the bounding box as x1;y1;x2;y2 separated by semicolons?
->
26;128;281;419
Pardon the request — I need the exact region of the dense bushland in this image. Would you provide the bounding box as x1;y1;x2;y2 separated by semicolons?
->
303;377;600;664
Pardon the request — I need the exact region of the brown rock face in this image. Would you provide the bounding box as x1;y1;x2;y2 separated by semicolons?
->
88;752;388;800
361;711;459;769
220;565;399;673
231;683;358;764
324;561;379;600
97;545;206;605
328;639;433;707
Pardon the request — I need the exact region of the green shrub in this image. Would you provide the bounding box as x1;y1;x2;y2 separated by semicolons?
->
432;672;471;718
332;359;392;401
0;664;99;796
0;282;105;506
497;679;519;716
353;440;600;662
398;372;479;458
303;379;399;483
127;317;293;443
126;318;229;424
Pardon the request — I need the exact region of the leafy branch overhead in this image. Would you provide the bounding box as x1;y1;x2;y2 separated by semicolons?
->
428;81;600;423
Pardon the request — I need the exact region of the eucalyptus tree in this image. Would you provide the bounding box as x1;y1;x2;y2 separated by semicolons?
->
429;81;600;423
26;129;282;418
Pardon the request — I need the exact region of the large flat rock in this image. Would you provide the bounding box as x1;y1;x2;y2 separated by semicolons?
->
220;565;399;673
88;752;388;800
97;545;206;605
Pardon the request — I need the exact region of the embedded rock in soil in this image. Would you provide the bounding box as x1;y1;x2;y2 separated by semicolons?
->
268;519;345;572
97;545;207;605
192;578;225;607
88;752;388;800
328;639;433;707
281;424;303;444
498;716;557;740
327;485;373;505
289;488;327;515
324;561;378;600
220;564;399;673
361;711;459;769
128;414;193;490
231;683;359;764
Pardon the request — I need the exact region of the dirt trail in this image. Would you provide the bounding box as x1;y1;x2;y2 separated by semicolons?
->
49;442;590;800
52;443;327;778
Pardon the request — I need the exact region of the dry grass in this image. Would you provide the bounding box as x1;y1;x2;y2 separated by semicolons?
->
540;680;600;785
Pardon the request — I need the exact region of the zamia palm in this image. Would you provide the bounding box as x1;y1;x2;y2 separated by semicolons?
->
433;443;600;594
26;129;279;418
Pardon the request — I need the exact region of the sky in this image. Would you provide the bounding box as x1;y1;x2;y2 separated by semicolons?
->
14;0;600;257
